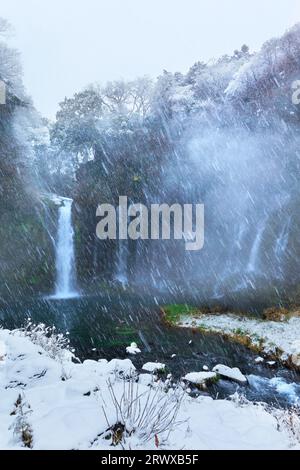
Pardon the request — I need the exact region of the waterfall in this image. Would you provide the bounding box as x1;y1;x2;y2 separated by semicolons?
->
247;219;267;274
115;240;129;285
275;217;291;260
115;205;129;285
53;198;78;299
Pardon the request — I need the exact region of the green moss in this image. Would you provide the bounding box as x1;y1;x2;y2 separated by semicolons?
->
198;324;210;332
162;304;199;324
233;328;249;337
115;326;136;336
110;325;139;347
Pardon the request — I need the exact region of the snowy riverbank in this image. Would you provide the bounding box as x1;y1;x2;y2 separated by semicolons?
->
165;309;300;369
0;325;299;450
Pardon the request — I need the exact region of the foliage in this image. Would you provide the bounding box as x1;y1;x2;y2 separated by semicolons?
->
163;304;199;324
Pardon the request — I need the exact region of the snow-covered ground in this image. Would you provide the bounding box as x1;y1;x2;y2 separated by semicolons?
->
176;314;300;368
0;327;299;450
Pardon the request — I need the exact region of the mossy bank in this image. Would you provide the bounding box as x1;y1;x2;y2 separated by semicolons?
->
162;304;300;372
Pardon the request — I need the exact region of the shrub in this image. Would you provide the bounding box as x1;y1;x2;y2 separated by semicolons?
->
263;307;289;322
17;320;75;363
10;394;33;449
100;378;185;448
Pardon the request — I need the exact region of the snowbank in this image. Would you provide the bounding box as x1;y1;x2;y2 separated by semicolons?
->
0;327;298;450
0;340;5;361
176;313;300;369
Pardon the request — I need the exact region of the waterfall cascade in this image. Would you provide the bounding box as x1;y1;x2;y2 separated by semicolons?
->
247;219;267;274
52;197;78;299
115;240;129;285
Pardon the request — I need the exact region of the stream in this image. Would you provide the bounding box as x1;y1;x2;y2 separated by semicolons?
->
1;290;300;408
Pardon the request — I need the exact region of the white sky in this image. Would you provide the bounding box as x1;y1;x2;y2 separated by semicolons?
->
1;0;300;118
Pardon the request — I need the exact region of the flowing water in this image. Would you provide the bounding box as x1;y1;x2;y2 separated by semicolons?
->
52;198;78;299
1;290;299;408
115;240;129;285
247;218;268;274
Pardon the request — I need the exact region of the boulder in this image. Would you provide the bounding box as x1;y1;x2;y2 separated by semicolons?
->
142;362;166;373
183;372;218;388
126;342;141;355
212;364;247;385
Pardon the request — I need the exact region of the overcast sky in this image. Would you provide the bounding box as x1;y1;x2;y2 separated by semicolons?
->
1;0;300;118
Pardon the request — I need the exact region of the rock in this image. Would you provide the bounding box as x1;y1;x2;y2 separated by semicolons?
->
255;357;264;364
291;354;300;368
267;361;277;368
203;365;209;371
183;372;218;385
183;372;218;388
126;343;141;355
142;362;166;373
212;364;247;384
107;359;136;378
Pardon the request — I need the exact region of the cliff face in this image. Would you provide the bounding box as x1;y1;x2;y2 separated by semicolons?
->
73;160;118;284
0;90;57;303
0;192;57;303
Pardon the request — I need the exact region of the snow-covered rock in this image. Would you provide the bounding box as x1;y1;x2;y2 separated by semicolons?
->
291;354;300;368
142;362;166;373
183;372;217;387
290;341;300;367
255;357;265;364
106;358;136;377
212;365;247;385
126;342;141;355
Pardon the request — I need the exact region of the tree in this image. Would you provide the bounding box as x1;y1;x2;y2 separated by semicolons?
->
51;78;154;172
